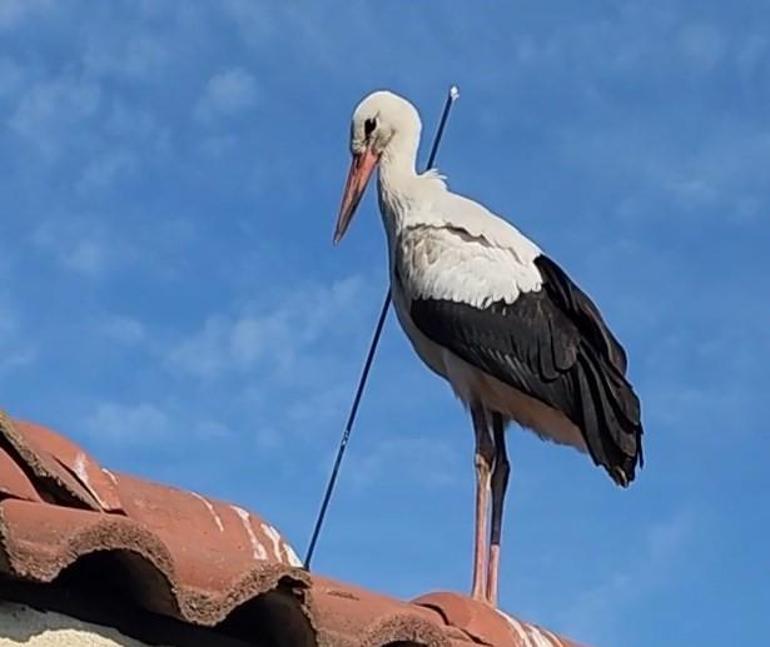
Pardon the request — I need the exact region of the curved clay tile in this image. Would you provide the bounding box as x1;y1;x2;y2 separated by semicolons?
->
414;592;579;647
0;415;584;647
310;576;470;647
0;445;42;503
112;471;303;590
0;498;311;627
0;413;112;511
14;418;124;512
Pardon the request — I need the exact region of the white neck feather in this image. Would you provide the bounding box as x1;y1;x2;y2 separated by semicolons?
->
377;128;448;233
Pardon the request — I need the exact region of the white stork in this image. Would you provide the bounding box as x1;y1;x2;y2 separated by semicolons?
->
333;90;643;606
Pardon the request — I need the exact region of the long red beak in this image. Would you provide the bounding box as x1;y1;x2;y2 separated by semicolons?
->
334;147;380;244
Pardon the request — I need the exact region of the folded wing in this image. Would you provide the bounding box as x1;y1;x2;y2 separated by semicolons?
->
401;223;643;484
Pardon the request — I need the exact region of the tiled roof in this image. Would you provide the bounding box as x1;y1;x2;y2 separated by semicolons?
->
0;411;581;647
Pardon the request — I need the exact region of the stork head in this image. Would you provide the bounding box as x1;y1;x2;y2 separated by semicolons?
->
334;90;421;244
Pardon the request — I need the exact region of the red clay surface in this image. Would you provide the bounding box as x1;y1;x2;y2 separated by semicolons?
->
0;411;581;646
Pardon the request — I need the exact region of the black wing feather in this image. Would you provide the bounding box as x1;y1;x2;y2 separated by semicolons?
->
409;254;643;485
535;256;628;374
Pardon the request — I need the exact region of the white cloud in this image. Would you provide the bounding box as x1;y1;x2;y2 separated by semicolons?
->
559;122;770;224
221;0;277;44
83;33;170;80
10;74;101;157
349;436;461;490
0;57;23;97
84;401;172;446
642;320;770;440
0;306;16;342
166;315;233;378
0;347;36;373
194;68;259;122
254;426;282;450
167;275;368;379
64;239;108;275
560;510;696;644
30;218;125;278
161;275;374;457
83;400;234;449
678;23;725;71
286;383;349;426
193;419;232;440
0;293;37;373
736;34;768;79
99;316;147;345
104;101;170;150
76;150;137;194
0;0;52;29
198;134;238;158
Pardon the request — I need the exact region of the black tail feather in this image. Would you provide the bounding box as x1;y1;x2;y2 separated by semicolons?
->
575;342;643;485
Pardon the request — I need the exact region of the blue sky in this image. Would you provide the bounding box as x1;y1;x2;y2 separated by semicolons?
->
1;1;768;644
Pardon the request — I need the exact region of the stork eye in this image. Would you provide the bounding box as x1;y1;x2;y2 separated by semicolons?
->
364;118;377;137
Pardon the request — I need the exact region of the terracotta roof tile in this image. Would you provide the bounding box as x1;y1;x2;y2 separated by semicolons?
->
0;411;583;646
1;412;109;510
0;413;311;632
311;575;471;646
0;443;41;503
414;592;579;647
15;418;124;512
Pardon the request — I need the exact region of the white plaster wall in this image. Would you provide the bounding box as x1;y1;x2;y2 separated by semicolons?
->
0;601;168;647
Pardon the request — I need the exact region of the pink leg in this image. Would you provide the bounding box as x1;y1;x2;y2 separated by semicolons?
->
486;413;510;607
470;405;494;601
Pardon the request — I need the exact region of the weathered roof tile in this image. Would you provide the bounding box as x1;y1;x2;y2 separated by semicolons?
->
0;411;582;646
1;413;108;511
0;445;41;503
15;419;124;512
